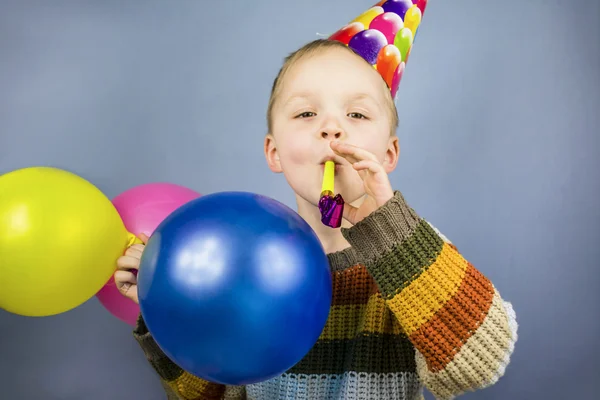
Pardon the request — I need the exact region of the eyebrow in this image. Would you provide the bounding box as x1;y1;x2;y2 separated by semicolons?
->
349;93;375;101
282;92;313;106
346;92;382;108
284;92;379;105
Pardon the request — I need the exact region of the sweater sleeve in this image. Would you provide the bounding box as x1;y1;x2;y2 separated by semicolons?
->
341;191;518;400
132;314;246;400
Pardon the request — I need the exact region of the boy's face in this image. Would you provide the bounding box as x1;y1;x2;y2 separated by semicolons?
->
265;47;400;209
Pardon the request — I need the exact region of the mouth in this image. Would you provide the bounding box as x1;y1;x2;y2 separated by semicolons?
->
320;162;341;174
319;156;344;173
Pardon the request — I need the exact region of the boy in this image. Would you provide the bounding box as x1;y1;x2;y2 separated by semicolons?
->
116;6;517;400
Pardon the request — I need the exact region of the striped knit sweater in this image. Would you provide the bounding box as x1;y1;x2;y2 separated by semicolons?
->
133;191;518;400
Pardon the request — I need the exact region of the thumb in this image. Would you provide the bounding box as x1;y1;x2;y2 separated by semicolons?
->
342;202;360;226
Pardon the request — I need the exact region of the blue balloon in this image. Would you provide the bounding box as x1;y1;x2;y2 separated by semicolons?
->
137;191;332;385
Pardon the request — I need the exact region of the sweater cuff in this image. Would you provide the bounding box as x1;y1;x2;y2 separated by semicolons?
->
132;313;167;360
341;191;421;262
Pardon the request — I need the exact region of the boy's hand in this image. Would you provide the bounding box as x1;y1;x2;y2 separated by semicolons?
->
330;140;394;225
115;233;149;305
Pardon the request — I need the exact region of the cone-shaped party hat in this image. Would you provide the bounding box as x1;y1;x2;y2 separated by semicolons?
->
329;0;428;98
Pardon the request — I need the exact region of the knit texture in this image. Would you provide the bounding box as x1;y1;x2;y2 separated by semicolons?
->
133;191;518;400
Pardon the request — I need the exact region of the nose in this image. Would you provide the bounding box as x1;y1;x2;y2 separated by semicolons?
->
320;117;344;140
321;130;342;139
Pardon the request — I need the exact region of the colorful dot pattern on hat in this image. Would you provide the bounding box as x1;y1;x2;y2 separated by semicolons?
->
329;0;428;98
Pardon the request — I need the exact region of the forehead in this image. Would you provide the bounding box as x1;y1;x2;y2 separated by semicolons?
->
280;47;387;101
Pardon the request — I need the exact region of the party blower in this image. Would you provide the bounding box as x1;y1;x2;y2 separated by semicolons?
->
318;161;344;228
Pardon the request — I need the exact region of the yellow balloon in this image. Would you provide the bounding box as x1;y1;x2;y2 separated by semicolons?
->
404;5;422;34
0;167;132;317
352;6;384;29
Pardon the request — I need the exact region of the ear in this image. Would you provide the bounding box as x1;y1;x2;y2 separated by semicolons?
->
264;134;282;173
383;136;400;173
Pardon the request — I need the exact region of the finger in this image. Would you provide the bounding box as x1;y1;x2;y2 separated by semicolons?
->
353;160;385;175
138;233;149;244
116;255;141;270
114;270;137;287
125;244;145;258
330;141;379;163
118;283;136;299
114;270;137;298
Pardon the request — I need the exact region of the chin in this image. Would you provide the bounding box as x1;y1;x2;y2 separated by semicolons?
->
291;186;322;208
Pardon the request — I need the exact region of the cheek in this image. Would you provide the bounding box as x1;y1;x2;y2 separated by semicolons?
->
279;135;314;166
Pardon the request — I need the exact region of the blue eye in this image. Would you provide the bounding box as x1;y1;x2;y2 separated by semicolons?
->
295;112;316;118
348;112;367;119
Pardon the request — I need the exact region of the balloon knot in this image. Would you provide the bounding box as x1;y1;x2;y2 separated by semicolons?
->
126;232;143;247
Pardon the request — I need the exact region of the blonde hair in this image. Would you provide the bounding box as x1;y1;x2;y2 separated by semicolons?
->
266;39;399;136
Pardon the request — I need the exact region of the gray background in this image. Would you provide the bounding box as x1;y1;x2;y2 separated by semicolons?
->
1;0;598;399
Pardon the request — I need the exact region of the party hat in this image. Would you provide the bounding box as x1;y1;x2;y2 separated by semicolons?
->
329;0;428;98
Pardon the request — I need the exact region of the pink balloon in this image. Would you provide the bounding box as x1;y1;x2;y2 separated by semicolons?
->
96;182;201;326
391;61;406;99
370;12;404;44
